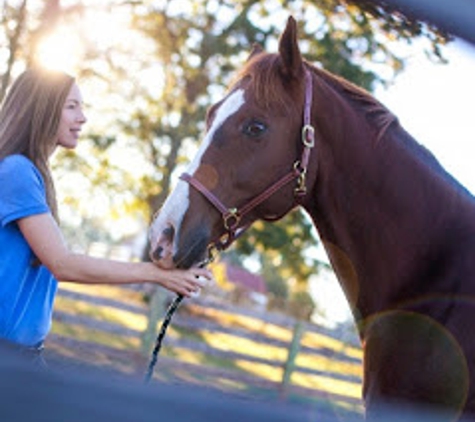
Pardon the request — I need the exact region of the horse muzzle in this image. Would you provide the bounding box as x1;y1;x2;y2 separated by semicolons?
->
150;221;211;270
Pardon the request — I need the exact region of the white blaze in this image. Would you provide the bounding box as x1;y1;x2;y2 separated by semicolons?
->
149;89;246;255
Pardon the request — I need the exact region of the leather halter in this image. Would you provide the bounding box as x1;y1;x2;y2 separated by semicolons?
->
180;69;315;250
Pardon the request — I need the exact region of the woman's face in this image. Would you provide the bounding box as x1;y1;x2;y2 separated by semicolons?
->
56;83;87;149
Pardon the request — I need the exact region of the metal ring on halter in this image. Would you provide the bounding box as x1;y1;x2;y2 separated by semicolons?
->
293;160;306;175
302;124;315;147
223;207;241;230
204;244;219;264
216;231;233;250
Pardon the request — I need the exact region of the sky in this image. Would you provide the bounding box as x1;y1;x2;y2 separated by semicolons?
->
376;38;475;194
313;37;475;326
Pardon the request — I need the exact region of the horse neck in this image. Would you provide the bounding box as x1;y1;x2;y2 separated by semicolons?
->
302;72;471;323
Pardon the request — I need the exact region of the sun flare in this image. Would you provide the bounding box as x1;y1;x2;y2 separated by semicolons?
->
36;27;84;73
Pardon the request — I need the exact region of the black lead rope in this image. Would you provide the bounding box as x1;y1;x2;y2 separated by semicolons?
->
144;293;184;383
144;248;219;384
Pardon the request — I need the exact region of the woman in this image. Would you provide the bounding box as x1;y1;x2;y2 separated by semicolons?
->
0;67;211;359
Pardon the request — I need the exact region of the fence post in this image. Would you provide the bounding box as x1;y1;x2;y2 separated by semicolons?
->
280;320;305;398
140;286;167;356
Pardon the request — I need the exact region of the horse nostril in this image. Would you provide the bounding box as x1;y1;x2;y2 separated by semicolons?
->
163;225;175;241
150;224;176;263
151;246;163;262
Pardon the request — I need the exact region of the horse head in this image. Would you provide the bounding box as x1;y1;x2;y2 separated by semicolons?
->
149;16;317;269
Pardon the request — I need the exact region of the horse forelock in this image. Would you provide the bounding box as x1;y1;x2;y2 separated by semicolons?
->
230;54;299;115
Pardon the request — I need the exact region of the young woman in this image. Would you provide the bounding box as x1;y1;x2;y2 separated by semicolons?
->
0;67;211;358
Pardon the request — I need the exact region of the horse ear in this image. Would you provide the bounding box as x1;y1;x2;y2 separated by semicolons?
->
247;43;264;62
278;16;303;79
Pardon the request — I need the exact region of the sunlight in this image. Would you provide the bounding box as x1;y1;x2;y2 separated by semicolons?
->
309;266;353;327
35;5;137;75
36;26;84;73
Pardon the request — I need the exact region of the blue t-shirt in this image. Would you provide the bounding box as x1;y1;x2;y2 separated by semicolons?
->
0;154;57;346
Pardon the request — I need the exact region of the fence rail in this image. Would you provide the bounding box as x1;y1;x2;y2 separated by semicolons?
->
50;286;363;409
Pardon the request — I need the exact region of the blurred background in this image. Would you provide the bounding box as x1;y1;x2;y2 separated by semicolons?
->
1;0;474;415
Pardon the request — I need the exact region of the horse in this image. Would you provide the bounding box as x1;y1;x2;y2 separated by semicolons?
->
149;16;475;421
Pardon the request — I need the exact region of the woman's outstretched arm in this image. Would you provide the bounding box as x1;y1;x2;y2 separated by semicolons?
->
18;213;211;298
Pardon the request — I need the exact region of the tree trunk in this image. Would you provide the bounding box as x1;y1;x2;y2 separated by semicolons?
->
0;0;28;102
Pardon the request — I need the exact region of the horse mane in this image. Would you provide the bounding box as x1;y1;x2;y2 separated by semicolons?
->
308;62;453;180
310;63;399;142
231;52;398;142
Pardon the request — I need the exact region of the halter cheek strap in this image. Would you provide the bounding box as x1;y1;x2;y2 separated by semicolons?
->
180;68;315;250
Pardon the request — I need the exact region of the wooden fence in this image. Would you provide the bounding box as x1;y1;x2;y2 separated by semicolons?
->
48;285;363;412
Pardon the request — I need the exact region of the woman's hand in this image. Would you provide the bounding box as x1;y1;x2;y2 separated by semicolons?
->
148;265;214;298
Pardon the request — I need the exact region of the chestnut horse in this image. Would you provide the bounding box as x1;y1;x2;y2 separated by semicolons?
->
149;16;475;421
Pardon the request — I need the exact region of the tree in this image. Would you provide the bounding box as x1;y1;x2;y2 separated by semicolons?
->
288;290;317;321
0;0;86;101
0;0;28;101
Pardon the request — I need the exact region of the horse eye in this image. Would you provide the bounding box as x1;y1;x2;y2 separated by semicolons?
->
242;120;267;138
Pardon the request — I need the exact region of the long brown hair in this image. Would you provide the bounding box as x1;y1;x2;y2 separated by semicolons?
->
0;67;75;221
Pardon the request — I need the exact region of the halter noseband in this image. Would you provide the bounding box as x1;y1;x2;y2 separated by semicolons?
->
180;69;315;250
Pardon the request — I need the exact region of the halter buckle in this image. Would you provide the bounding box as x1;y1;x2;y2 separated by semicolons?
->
302;124;315;147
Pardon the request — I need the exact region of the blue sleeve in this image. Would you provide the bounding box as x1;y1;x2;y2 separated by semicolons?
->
0;155;50;227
